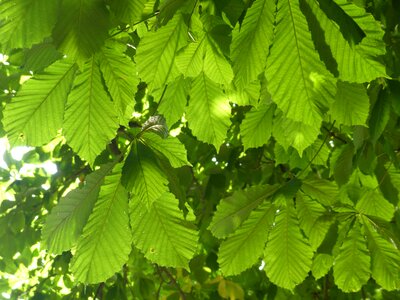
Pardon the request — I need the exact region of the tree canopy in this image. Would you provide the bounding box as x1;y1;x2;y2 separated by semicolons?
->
0;0;400;299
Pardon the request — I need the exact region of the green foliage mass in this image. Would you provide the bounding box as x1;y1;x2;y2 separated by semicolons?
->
0;0;400;298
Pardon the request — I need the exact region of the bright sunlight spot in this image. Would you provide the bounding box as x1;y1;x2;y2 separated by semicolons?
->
259;260;266;271
11;146;34;161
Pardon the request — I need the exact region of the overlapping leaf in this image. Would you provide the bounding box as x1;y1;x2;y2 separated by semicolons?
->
209;185;279;239
42;162;115;255
218;201;275;276
63;56;119;166
265;0;336;126
231;0;274;90
264;203;313;290
136;13;187;89
186;72;231;149
109;0;146;24
3;59;76;146
130;192;198;269
0;0;57;50
71;164;131;283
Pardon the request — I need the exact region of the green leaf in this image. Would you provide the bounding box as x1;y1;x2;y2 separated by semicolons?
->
158;75;189;127
301;178;339;206
333;222;370;292
121;142;169;207
136;13;187;89
330;81;369;126
42;162;116;255
312;254;333;280
130;192;198;269
52;0;110;63
186;72;231;150
369;92;391;143
209;185;279;239
203;38;233;86
71;163;131;284
231;0;274;90
331;143;354;186
307;0;386;82
273;111;320;156
240;104;274;150
265;0;336;126
264;202;313;290
297;193;332;250
0;0;57;50
175;33;206;78
3;59;76;146
356;189;395;222
109;0;146;24
141;132;191;168
99;41;138;124
63;56;119;166
362;217;400;291
218;201;276;276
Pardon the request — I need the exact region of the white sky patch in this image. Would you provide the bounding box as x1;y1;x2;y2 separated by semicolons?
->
329;140;335;148
259;260;266;271
0;53;10;65
11;146;34;161
0;137;9;169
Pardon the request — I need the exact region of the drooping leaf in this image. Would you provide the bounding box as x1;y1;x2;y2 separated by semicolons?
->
3;59;77;146
109;0;147;24
141;115;169;138
0;0;57;50
71;163;131;284
121;142;169;207
209;185;279;239
219;201;276;276
331;143;354;186
63;56;119;166
333;222;371;292
130;192;198;269
186;72;231;150
369;92;391;143
157;75;189;127
362;217;400;291
265;0;336;126
42;162;116;255
203;38;233;86
296;193;332;250
330;81;369;126
230;0;274;90
301;178;339;206
175;33;206;78
99;41;138;124
136;13;187;89
312;254;333;280
264;202;314;290
240;104;274;150
273;111;320;156
306;0;386;82
141;132;191;168
356;189;395;222
52;0;110;63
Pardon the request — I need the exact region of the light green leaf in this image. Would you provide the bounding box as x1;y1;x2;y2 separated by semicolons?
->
330;81;369;126
136;13;187;89
3;59;76;146
71;164;131;284
175;34;206;78
356;189;395;222
307;0;386;82
219;201;276;276
0;0;57;50
130;192;198;269
141;132;191;168
99;41;138;124
362;217;400;291
312;254;333;280
297;193;332;250
265;0;336;126
227;80;261;107
63;56;119;166
333;222;370;292
109;0;146;24
186;72;231;150
240;104;274;150
158;76;189;127
209;185;279;239
42;162;115;255
273;111;320;156
264;203;313;290
301;178;339;206
52;0;110;63
230;0;274;90
121;142;169;207
203;38;233;86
